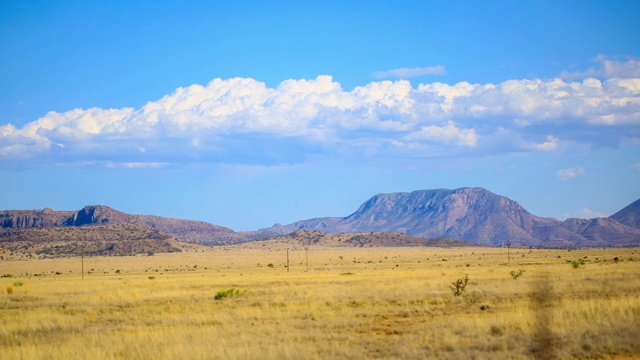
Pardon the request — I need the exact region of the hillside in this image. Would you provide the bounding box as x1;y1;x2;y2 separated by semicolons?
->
0;224;181;258
232;229;473;250
262;188;640;247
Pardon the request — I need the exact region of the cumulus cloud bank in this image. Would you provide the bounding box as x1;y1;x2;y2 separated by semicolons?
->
1;57;639;167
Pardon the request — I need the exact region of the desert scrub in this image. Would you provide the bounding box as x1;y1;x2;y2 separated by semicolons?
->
214;288;245;300
510;269;525;279
450;274;469;296
571;259;584;269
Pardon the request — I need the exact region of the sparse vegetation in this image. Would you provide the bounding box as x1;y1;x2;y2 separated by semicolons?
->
0;246;637;359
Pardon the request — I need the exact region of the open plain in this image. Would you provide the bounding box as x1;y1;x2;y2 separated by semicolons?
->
1;245;639;359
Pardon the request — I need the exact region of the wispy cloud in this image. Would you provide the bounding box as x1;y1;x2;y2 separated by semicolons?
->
557;166;585;181
561;55;640;80
374;66;446;79
566;208;608;219
1;58;639;168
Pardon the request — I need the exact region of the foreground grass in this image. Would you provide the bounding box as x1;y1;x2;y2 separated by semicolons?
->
1;246;639;359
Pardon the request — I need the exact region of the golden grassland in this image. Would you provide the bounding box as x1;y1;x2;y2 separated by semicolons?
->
1;245;639;359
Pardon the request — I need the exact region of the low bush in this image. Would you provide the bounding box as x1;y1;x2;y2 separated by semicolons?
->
571;259;584;269
214;288;244;300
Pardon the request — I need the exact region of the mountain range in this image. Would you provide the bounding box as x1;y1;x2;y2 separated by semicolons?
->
1;187;639;250
262;187;640;248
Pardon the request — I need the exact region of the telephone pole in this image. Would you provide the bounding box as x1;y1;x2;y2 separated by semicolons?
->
305;247;309;272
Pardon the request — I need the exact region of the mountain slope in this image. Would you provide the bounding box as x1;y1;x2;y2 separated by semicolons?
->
610;199;640;229
263;188;640;247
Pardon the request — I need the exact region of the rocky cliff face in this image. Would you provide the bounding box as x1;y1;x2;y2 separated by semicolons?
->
262;188;640;247
0;208;75;228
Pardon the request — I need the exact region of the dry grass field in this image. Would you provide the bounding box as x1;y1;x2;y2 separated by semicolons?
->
1;245;639;359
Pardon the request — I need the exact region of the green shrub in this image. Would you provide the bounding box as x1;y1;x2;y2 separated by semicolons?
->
214;288;244;300
571;260;584;269
12;282;24;287
148;276;156;280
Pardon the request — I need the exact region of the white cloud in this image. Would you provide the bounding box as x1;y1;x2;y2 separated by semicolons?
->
522;136;560;151
404;121;478;147
374;66;446;79
557;166;585;181
1;61;639;167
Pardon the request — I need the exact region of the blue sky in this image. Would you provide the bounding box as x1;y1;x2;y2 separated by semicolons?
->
1;1;639;231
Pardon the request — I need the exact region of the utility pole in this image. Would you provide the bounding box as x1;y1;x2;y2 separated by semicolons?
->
81;254;84;280
286;248;290;273
506;242;512;265
304;247;309;272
